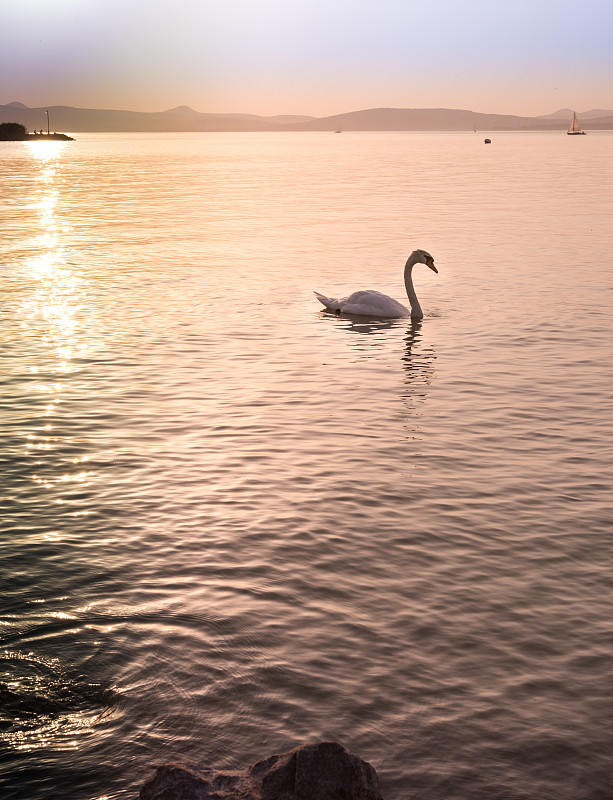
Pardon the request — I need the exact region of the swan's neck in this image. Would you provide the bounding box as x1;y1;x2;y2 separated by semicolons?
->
404;261;423;319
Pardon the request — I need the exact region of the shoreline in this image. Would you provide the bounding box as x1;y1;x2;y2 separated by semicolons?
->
0;132;75;141
27;132;75;141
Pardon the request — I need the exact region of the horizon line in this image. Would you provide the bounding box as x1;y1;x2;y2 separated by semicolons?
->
3;100;608;119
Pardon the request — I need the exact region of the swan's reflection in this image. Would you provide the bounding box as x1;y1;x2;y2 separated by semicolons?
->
316;309;402;356
316;311;436;384
316;311;437;435
398;321;437;452
400;320;436;398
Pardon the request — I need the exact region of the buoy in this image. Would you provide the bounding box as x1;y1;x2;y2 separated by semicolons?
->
484;138;491;144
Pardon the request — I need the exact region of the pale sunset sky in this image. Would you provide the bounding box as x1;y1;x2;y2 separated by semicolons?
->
1;0;611;117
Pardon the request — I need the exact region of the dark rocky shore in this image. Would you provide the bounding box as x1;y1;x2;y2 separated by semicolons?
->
139;741;383;800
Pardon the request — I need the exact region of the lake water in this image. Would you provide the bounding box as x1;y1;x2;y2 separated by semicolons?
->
1;131;612;800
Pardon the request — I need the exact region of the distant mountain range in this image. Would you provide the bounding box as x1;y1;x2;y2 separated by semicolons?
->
2;101;613;133
537;108;613;120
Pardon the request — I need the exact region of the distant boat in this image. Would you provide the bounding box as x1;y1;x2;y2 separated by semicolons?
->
567;111;586;135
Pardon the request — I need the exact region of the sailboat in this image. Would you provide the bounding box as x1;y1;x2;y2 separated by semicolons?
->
567;111;586;135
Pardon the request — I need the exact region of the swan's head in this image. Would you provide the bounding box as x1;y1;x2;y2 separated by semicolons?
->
408;249;438;273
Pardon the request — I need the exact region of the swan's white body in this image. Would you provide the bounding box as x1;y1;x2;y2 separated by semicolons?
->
314;249;437;320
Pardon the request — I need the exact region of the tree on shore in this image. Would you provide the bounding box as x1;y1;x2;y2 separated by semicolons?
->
0;122;28;140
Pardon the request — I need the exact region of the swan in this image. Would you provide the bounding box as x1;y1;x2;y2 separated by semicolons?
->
314;249;437;319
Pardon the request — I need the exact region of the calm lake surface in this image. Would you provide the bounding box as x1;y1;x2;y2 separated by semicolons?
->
1;131;612;800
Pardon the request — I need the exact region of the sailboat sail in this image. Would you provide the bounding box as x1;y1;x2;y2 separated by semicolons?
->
567;111;586;135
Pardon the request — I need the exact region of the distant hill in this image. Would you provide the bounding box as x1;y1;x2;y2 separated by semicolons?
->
164;105;201;115
284;107;613;131
0;103;294;132
578;114;613;129
1;102;612;133
538;108;575;119
218;112;315;124
286;107;566;131
539;108;613;120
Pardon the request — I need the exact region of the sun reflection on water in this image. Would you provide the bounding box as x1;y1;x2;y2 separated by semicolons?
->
0;648;117;754
15;138;96;507
27;139;68;164
24;141;87;370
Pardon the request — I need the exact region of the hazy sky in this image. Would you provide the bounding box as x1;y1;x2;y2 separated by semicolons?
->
1;0;612;117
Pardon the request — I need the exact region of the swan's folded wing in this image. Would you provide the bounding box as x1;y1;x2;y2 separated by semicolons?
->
341;290;409;318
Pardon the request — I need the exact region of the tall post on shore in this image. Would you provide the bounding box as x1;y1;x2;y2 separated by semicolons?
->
45;110;50;135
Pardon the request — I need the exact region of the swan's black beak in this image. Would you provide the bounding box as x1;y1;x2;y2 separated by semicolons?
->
427;258;438;273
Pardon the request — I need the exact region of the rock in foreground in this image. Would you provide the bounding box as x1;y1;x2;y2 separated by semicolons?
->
139;741;383;800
